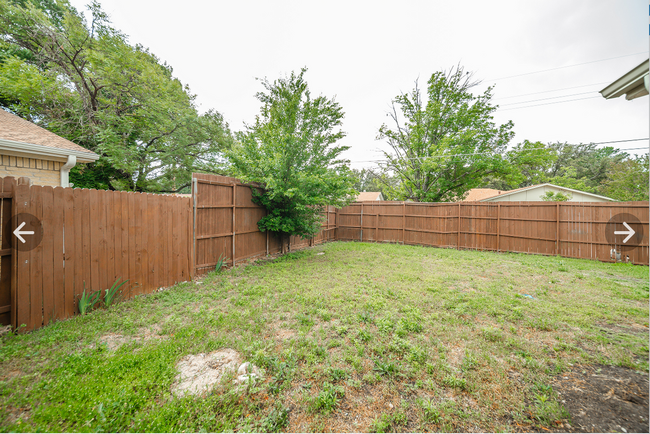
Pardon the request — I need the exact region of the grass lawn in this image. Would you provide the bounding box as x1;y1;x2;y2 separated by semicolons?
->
0;241;648;432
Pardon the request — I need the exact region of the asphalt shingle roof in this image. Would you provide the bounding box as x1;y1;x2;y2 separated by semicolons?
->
0;109;96;155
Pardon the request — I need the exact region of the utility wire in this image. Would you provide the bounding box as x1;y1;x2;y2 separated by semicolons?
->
485;52;647;82
494;81;611;100
499;95;602;111
347;141;649;163
498;91;597;106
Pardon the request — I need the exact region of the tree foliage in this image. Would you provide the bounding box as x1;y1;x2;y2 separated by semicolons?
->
229;68;356;242
600;154;649;201
540;191;572;201
0;0;231;191
378;65;515;202
351;168;400;200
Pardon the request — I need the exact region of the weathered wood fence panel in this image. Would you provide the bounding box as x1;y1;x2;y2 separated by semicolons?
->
1;176;193;331
338;201;649;265
192;173;336;275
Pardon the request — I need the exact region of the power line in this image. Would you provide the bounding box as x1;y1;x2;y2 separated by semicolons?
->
499;91;597;107
494;81;611;100
499;95;601;111
348;141;649;163
485;52;647;81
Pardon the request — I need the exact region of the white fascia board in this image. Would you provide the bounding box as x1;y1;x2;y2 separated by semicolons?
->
600;60;650;99
0;138;99;163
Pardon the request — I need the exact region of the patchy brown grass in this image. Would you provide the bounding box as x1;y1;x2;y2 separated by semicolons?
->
0;241;647;432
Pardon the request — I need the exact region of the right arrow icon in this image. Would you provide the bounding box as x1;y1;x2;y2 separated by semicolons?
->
614;221;635;244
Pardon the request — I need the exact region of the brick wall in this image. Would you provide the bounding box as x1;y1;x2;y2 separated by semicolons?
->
0;154;61;187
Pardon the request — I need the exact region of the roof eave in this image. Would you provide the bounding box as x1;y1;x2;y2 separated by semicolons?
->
600;60;650;100
0;138;100;163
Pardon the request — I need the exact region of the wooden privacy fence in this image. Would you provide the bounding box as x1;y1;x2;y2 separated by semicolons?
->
0;176;193;331
337;201;649;265
192;173;337;275
2;171;648;332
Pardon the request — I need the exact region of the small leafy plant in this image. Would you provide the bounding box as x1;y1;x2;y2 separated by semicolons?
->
443;374;467;390
418;398;441;423
215;254;228;272
78;283;101;315
311;382;344;413
371;411;408;433
373;359;399;377
104;278;128;307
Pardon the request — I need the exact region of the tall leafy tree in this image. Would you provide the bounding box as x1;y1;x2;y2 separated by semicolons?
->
229;68;356;248
378;65;515;202
483;142;630;193
600;154;649;201
350;168;400;199
0;0;231;191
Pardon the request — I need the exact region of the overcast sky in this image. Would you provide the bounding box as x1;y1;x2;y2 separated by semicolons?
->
71;0;649;169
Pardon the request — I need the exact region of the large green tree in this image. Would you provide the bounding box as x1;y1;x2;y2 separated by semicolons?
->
483;142;631;195
229;68;356;248
0;0;231;191
600;154;649;201
378;66;515;202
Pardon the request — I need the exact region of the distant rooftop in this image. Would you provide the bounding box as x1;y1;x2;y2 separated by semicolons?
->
356;191;383;201
462;188;503;201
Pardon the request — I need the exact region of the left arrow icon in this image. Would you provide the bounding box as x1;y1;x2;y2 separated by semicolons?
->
13;221;34;244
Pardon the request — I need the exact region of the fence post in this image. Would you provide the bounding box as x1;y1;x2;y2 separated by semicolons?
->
375;205;379;242
457;203;461;250
232;183;236;266
192;177;197;277
555;202;560;256
335;207;339;241
402;202;405;244
360;203;363;242
2;177;16;329
496;203;501;252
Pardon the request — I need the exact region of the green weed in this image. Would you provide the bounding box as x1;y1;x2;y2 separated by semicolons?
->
311;382;345;414
104;278;128;307
78;283;101;314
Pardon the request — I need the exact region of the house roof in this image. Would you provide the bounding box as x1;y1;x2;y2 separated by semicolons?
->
462;188;502;201
0;109;99;162
600;59;649;100
477;183;615;202
356;191;382;201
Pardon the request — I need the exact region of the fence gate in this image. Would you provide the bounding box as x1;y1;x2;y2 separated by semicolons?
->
0;177;15;327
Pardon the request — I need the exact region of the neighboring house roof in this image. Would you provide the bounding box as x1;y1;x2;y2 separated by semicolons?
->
462;188;502;201
600;59;649;100
0;109;99;162
476;183;615;202
356;191;383;201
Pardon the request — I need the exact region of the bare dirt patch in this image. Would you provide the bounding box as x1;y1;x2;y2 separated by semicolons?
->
276;329;297;340
552;364;648;433
98;324;167;351
597;322;650;338
172;349;242;397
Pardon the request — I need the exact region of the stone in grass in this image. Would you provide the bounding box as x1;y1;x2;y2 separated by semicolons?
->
236;361;261;384
172;349;241;397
